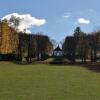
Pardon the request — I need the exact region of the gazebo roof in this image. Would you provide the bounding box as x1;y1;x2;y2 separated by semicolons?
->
54;45;62;51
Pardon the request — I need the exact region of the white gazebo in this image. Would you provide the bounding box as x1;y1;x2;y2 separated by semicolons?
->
53;45;62;56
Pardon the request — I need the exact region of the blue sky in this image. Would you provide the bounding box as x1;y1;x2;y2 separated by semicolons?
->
0;0;100;42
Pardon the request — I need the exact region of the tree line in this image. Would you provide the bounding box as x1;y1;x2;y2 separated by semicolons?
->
17;33;53;62
0;21;53;62
0;20;100;63
62;27;100;63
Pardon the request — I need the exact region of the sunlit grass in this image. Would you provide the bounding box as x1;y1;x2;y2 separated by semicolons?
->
0;62;100;100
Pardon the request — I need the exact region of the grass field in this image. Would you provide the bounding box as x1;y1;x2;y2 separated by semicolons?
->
0;62;100;100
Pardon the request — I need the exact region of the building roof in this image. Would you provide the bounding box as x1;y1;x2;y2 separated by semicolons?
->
54;45;62;51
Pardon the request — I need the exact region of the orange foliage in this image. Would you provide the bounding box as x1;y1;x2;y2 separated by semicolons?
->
0;22;18;54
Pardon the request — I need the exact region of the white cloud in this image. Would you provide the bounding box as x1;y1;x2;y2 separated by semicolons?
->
25;30;32;34
78;18;90;24
63;12;71;19
1;13;46;33
63;15;70;19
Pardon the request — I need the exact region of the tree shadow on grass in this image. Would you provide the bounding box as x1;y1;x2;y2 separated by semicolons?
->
11;60;34;65
8;57;100;73
49;57;100;73
49;57;69;65
82;63;100;73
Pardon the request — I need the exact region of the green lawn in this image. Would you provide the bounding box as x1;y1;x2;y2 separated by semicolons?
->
0;62;100;100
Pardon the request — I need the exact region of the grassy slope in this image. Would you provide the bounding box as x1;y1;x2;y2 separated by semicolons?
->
0;62;100;100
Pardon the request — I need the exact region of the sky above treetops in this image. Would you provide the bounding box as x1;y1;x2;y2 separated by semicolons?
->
0;0;100;42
